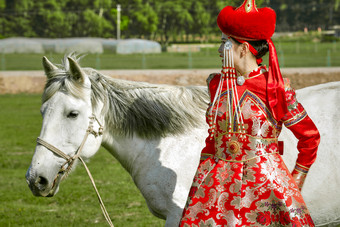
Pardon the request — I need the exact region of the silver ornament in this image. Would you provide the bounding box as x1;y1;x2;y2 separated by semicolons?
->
237;76;245;86
224;40;232;50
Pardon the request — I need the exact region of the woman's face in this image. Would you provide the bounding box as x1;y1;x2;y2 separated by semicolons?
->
218;33;242;69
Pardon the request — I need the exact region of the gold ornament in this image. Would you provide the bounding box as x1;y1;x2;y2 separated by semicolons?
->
228;140;241;154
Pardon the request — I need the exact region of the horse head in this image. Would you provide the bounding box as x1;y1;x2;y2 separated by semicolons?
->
25;56;105;197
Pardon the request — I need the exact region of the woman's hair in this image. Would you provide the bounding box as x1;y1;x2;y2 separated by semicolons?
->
249;40;269;58
232;38;269;59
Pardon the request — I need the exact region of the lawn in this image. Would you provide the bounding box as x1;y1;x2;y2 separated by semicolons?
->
0;94;165;226
0;41;339;71
1;94;340;227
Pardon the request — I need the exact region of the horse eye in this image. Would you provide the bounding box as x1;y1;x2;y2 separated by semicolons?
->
67;111;79;119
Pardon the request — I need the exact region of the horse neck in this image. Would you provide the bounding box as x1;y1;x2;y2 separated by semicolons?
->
101;132;159;176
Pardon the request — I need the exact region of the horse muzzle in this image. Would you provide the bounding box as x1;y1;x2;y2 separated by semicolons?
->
25;167;61;197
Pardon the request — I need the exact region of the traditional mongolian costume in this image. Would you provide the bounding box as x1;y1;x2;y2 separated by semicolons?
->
179;0;320;226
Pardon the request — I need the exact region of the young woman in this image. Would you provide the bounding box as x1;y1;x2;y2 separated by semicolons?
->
179;0;320;226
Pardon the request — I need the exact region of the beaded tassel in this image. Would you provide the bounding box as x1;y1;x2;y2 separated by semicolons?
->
208;37;246;140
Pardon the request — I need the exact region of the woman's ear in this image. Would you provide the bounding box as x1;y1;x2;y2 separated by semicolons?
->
241;42;250;57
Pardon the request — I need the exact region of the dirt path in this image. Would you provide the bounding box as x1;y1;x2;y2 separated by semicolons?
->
1;68;340;94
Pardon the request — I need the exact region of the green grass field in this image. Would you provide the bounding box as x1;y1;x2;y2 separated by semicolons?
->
1;41;339;70
0;94;165;226
1;96;340;226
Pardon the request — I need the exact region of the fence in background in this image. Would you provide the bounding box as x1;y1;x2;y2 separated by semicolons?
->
0;41;339;71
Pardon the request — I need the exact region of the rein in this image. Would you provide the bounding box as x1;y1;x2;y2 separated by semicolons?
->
36;114;114;227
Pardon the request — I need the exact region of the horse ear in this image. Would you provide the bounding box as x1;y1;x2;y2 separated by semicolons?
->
42;56;58;78
67;57;85;83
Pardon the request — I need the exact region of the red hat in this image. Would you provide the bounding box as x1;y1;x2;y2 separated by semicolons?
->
217;0;288;122
217;0;276;41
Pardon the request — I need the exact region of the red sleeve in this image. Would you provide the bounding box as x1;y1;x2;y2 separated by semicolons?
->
281;79;320;170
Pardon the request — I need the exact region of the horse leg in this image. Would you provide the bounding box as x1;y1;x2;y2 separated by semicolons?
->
165;210;182;227
143;187;184;227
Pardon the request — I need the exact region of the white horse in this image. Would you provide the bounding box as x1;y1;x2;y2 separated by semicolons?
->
26;56;340;227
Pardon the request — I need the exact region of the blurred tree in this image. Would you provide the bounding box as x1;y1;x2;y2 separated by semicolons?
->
1;0;35;37
109;7;129;36
0;17;36;37
174;0;194;42
63;0;114;37
336;0;340;10
0;0;5;9
30;0;72;37
190;1;211;42
216;0;265;9
5;0;16;10
152;0;195;47
64;0;94;10
270;0;340;32
79;9;113;37
0;0;339;40
124;0;158;39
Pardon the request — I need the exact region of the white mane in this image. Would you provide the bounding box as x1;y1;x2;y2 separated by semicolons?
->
42;56;210;138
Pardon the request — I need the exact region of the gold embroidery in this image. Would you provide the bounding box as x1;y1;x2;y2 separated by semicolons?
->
242;99;260;120
283;110;307;127
245;0;254;12
214;132;279;142
283;110;306;123
241;95;279;130
204;152;279;163
228;140;241;154
296;162;310;170
293;168;308;175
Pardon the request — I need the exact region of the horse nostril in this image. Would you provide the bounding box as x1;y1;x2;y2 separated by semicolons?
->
35;176;49;190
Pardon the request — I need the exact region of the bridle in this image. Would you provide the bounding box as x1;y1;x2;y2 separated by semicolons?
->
37;114;103;177
36;114;114;227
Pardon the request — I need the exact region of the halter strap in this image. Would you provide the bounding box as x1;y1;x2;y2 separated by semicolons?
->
37;137;71;161
36;114;113;227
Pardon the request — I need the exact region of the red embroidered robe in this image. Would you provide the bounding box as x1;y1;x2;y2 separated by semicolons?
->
179;67;320;227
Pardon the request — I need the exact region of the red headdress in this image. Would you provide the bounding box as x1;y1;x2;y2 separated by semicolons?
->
217;0;288;122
